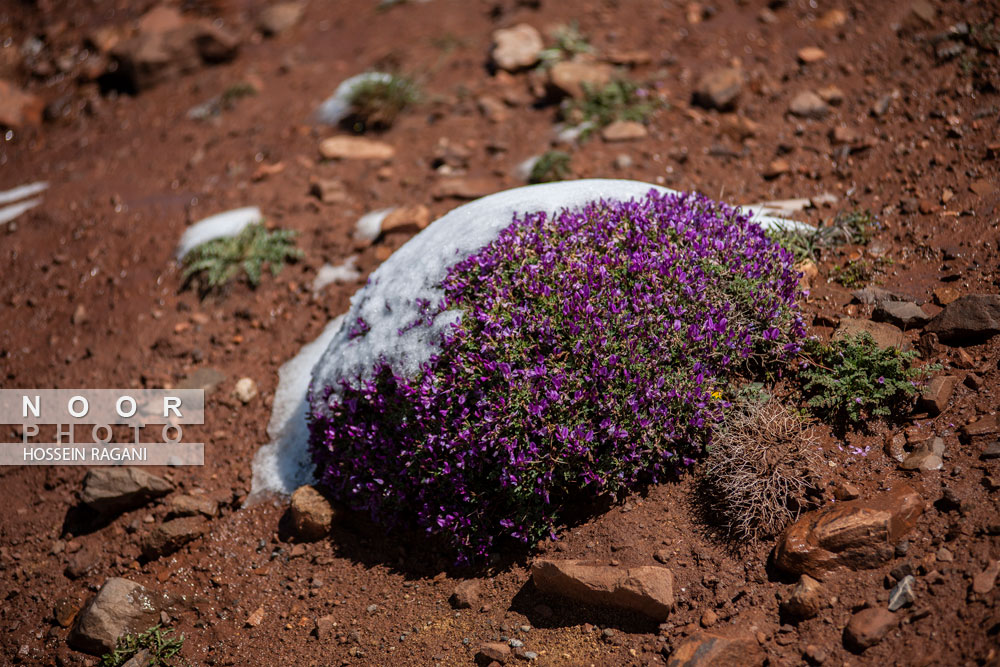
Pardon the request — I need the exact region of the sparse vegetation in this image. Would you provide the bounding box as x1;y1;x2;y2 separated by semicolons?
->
100;625;186;667
799;332;933;428
831;256;892;288
702;398;821;541
561;79;659;131
766;208;879;263
528;150;571;183
182;223;302;292
344;74;420;132
538;22;594;67
219;82;258;110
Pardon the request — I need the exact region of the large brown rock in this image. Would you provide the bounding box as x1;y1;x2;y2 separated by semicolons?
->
667;632;765;666
843;607;897;652
773;484;924;579
68;578;161;654
288;485;335;541
0;79;44;128
80;467;173;515
548;60;614;99
926;294;1000;344
531;559;673;620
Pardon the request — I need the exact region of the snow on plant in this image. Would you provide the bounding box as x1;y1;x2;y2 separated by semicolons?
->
308;190;806;560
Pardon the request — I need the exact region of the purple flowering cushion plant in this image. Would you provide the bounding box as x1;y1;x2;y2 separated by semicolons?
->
309;190;805;560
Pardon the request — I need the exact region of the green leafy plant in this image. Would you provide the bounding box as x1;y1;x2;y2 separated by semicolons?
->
345;74;420;132
220;82;258;110
538;22;594;67
561;79;659;130
831;257;892;288
182;223;302;291
528;150;571;184
799;332;933;428
101;625;185;667
766;208;879;263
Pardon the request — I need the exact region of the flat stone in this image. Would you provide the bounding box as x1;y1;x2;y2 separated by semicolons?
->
972;559;1000;594
789;90;830;119
548;61;614;100
141;516;206;559
0;79;44;128
432;177;495;200
450;579;481;609
80;467;173;515
773;484;924;579
693;67;743;111
288;485;335;541
797;46;828;63
887;575;915;611
491;24;543;71
166;493;217;518
900;437;945;471
667;632;765;666
531;559;673;620
874;301;930;328
962;414;999;444
381;205;431;236
314;614;336;639
918;376;958;415
833;318;905;349
781;574;827;621
319;136;395;161
257;2;304;36
926;294;1000;344
310;178;351;204
843;608;897;652
68;578;161;655
601;120;648;142
981;441;1000;460
177;367;225;394
933;287;960;306
476;642;511;666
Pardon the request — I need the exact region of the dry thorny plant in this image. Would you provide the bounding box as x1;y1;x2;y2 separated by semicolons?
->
702;398;823;543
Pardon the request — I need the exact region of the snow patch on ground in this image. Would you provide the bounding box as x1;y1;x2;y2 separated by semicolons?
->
248;315;345;502
249;179;812;499
354;208;394;243
175;207;262;259
0;181;48;225
312;257;361;293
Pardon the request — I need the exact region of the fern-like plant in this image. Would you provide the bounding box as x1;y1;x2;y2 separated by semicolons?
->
799;332;932;428
182;223;302;291
560;79;660;134
100;625;185;667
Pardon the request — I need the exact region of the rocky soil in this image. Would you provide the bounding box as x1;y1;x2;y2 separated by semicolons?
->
1;0;999;665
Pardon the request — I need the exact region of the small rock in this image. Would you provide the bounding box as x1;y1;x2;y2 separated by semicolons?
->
833;482;861;501
873;301;930;328
246;605;265;628
887;575;915;611
381;205;431;236
491;24;544;71
817;9;848;29
900;437;945;472
548;61;614;100
288;485;335;541
789;91;830;119
700;609;718;627
65;544;100;579
969;179;994;197
833;318;904;349
981;441;1000;460
693;67;743;111
531;559;673;620
774;484;924;579
166;493;217;518
314;614;336;639
817;85;844;106
319;136;395;161
933;287;960;306
233;377;258;404
797;46;827;63
885;433;907;463
450;580;481;609
764;158;790;179
432;177;495;200
972;560;1000;594
477;95;508;123
803;644;828;665
310;178;350;204
601;120;648;142
667;633;765;666
918;376;958;415
476;642;511;665
0;79;44;128
843;608;896;652
926;294;1000;344
68;578;161;654
141;516;206;559
54;598;81;628
177;367;226;394
80;467;173;515
936;546;954;562
962;414;999;445
257;2;304;36
782;574;827;620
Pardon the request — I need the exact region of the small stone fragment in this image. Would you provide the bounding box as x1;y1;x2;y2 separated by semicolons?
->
141;516;206;559
381;205;431;236
693;67;743;111
900;437;945;472
476;642;511;666
80;468;173;515
319;136;395;161
887;575;915;611
166;493;217;518
789;91;830;119
797;47;827;63
531;559;673;620
782;574;827;620
233;377;258;404
257;3;304;36
918;376;957;415
667;632;765;666
926;294;1000;344
491;24;544;72
245;605;265;628
288;485;335;541
972;560;1000;595
450;580;481;610
601;120;648;142
548;61;614;100
843;608;896;652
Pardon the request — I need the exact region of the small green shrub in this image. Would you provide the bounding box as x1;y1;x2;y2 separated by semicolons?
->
528;150;571;184
561;79;659;130
799;332;933;427
220;82;258;110
766;208;879;263
831;257;891;288
182;223;302;291
538;22;594;67
101;625;185;667
345;74;420;132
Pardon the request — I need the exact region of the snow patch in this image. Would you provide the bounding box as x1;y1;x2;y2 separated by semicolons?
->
312;257;361;293
0;181;48;206
354;208;394;243
248;315;345;502
175;207;262;260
